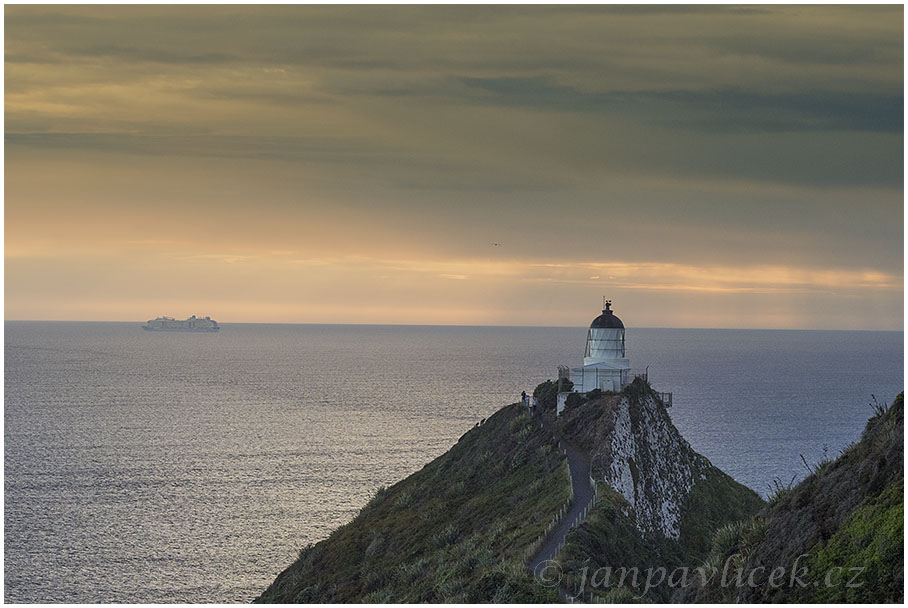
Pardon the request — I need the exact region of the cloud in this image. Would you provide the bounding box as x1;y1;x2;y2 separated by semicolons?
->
70;45;240;64
4;131;568;193
173;253;254;264
458;77;903;133
4;132;385;163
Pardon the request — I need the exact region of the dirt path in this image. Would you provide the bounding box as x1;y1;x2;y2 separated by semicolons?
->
527;410;596;601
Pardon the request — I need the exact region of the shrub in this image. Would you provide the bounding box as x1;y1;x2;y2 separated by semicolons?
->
364;486;389;511
710;521;745;558
767;476;796;507
600;586;641;603
869;394;890;418
433;523;459;547
364;531;384;557
297;543;313;562
533;380;558;409
394;489;415;510
564;392;586;410
361;587;392;602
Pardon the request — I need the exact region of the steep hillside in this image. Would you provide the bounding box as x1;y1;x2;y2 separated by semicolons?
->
683;393;903;603
553;380;765;601
257;378;767;603
560;380;763;546
256;403;569;602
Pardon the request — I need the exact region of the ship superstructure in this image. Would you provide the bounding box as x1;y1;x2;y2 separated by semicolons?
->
142;315;220;332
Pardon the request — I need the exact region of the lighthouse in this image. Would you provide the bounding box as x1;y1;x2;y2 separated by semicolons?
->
555;299;671;413
556;299;633;413
574;299;631;392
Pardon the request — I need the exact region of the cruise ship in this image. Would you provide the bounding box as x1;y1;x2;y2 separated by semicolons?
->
142;315;220;332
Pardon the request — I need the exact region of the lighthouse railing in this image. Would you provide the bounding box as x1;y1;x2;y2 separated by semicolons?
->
628;368;648;383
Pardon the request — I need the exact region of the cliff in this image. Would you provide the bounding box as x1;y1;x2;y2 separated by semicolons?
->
256;379;761;603
559;381;762;546
552;381;765;601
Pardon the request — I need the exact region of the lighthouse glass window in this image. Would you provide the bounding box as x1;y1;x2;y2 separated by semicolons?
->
584;328;626;359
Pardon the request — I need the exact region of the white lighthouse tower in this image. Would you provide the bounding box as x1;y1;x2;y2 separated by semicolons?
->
554;300;670;413
574;298;631;392
557;299;632;413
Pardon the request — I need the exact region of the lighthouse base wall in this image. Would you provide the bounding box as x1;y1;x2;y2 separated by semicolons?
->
572;365;630;393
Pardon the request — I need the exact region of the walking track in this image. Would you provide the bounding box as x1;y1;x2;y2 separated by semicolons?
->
527;410;595;601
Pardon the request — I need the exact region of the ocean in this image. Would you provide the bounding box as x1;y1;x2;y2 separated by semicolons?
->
4;322;903;602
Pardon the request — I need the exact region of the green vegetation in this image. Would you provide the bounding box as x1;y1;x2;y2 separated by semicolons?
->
766;476;796;507
532;378;572;414
556;377;653;456
564;392;586;411
558;485;687;602
686;393;903;603
532;379;559;407
557;480;765;602
805;481;903;602
678;468;766;559
256;403;569;603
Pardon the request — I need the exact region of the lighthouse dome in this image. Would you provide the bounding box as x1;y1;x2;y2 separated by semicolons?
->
590;301;624;329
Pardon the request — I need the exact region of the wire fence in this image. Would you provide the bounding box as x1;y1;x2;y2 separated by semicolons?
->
524;444;573;564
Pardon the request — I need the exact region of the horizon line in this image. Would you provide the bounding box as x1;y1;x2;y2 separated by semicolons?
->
3;319;904;332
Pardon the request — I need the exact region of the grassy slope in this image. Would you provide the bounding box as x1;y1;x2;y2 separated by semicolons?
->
256;403;568;603
678;466;767;560
688;393;904;603
557;486;687;603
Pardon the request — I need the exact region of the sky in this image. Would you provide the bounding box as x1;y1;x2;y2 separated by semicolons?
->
4;5;904;329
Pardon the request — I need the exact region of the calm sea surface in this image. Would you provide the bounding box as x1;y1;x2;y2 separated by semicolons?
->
4;322;903;602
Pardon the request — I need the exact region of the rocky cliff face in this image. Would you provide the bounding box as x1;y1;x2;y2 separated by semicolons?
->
558;380;758;549
591;390;706;538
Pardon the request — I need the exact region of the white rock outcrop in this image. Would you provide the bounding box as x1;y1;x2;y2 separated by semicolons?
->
593;393;706;539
